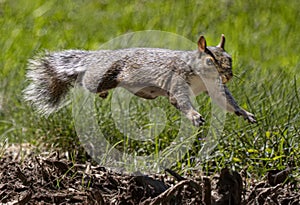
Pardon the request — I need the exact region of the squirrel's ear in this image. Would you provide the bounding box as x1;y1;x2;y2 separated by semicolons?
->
197;36;207;52
217;34;225;50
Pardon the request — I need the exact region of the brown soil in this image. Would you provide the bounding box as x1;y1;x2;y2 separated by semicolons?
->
0;144;299;205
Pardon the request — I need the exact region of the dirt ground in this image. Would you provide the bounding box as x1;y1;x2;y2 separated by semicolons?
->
0;144;299;205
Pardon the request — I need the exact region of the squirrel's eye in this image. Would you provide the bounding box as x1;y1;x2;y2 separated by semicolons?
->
206;58;214;66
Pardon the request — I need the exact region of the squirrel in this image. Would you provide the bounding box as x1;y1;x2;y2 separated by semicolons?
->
23;34;256;126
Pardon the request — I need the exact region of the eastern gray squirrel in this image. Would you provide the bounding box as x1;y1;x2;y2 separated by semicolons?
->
23;34;256;126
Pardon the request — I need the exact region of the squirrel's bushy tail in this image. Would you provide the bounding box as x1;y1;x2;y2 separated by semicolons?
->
23;50;89;115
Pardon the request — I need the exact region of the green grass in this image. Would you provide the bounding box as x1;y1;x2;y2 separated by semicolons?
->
0;0;299;177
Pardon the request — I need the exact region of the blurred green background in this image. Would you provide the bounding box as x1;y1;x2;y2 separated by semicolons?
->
0;0;299;176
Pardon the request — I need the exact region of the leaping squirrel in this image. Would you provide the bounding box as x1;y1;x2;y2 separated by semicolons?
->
23;34;256;126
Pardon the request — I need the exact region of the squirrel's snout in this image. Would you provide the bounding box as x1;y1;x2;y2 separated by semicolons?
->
222;72;233;84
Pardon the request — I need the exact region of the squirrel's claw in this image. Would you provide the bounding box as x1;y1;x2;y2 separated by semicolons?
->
236;109;257;124
246;112;257;123
188;111;205;127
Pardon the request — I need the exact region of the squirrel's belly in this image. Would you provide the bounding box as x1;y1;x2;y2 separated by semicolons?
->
122;85;168;99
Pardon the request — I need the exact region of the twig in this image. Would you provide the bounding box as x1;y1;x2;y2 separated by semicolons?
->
142;179;201;205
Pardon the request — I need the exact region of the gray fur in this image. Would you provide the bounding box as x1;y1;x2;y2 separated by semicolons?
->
23;35;256;125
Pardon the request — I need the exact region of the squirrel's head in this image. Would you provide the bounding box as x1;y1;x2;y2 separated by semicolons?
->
197;35;233;84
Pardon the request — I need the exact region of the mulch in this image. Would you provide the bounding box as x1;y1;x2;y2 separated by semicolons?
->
0;144;299;205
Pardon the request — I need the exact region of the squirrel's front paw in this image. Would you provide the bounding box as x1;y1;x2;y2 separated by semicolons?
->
188;111;205;127
236;109;257;124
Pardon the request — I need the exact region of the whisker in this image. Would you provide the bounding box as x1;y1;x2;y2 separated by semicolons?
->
233;74;244;82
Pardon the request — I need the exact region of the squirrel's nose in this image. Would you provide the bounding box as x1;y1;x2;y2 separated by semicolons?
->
227;72;233;80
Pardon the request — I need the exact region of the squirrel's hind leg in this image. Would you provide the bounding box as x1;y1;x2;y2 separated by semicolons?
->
98;91;109;99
